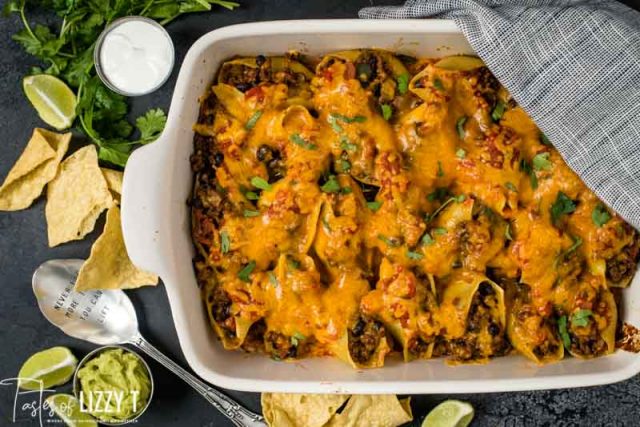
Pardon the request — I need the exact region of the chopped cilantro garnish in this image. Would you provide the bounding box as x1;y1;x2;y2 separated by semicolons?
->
287;258;300;270
491;100;506;122
290;133;317;150
250;176;271;191
437;161;444;177
433;78;445;92
519;158;538;189
427;187;450;202
340;159;351;172
505;182;518;192
245;191;259;201
291;332;306;347
397;73;410;94
238;261;256;282
340;136;358;152
455;148;466;159
321;175;341;193
381;104;393;120
367;201;382;212
407;250;424;260
267;271;279;287
550;192;576;225
245;110;262;130
378;234;400;247
540;132;552;146
341;186;353;195
432;227;447;236
571;309;593;327
532;152;552;171
421;233;435;246
220;231;230;254
456;116;467;140
330;113;367;124
592;204;611;228
558;315;571;349
243;209;260;217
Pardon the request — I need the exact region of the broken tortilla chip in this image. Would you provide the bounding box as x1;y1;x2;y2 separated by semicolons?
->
325;395;413;427
262;393;349;427
0;128;70;211
101;168;123;204
46;145;113;247
75;205;158;291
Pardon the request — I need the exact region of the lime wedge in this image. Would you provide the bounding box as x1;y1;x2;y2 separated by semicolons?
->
422;400;474;427
17;346;77;390
46;394;98;427
23;74;77;130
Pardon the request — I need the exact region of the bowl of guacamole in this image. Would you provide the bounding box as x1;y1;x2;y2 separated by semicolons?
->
73;346;153;424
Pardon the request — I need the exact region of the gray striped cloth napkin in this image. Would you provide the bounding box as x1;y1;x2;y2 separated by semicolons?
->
360;0;640;229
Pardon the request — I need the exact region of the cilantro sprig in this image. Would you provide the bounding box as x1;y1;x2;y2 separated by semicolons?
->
4;0;238;167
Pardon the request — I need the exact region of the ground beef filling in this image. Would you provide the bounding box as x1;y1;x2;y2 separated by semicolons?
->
348;317;385;364
209;288;236;339
448;283;510;361
606;240;640;284
265;331;298;360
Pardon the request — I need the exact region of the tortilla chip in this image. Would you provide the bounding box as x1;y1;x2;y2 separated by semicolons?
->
326;395;413;427
75;205;158;291
0;128;70;211
46;145;113;247
101;168;123;203
262;393;349;427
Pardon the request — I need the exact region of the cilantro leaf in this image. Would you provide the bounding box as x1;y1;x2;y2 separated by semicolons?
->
532;152;552;171
433;78;445;92
290;133;317;150
251;176;272;191
396;73;409;94
321;175;341;193
558;315;571;349
238;261;256;283
220;230;230;254
245;110;262;130
407;250;424;260
456;116;467;140
136;108;167;142
456;148;466;159
381;104;392;121
592;204;611;228
367;201;382;212
571;309;593;327
267;271;279;287
520;158;538;190
378;234;400;247
491;100;506;122
243;209;260;217
550;192;576;225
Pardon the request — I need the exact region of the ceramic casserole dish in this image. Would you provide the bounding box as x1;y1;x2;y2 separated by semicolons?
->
121;19;640;393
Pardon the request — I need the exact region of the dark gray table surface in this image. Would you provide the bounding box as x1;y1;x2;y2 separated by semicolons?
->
2;1;640;426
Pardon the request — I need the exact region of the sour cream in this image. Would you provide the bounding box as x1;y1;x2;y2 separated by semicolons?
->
96;17;174;96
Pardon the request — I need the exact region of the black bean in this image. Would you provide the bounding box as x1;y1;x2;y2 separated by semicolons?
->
352;319;366;336
213;151;224;166
235;82;252;92
488;322;501;336
257;144;273;162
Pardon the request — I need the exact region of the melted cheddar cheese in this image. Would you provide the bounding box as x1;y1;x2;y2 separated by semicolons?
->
191;51;638;366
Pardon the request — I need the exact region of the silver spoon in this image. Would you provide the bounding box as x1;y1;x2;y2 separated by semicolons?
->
32;259;266;427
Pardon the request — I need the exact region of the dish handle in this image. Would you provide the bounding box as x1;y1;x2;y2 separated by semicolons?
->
121;141;167;277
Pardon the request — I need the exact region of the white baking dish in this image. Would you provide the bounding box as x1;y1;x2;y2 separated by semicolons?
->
121;19;640;393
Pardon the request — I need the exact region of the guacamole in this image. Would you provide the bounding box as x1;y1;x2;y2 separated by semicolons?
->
77;348;151;423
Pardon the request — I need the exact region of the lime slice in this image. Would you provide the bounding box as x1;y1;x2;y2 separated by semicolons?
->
17;346;77;390
422;400;475;427
23;74;77;130
46;394;98;427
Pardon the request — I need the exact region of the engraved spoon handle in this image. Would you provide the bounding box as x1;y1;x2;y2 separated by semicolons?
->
129;333;266;427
